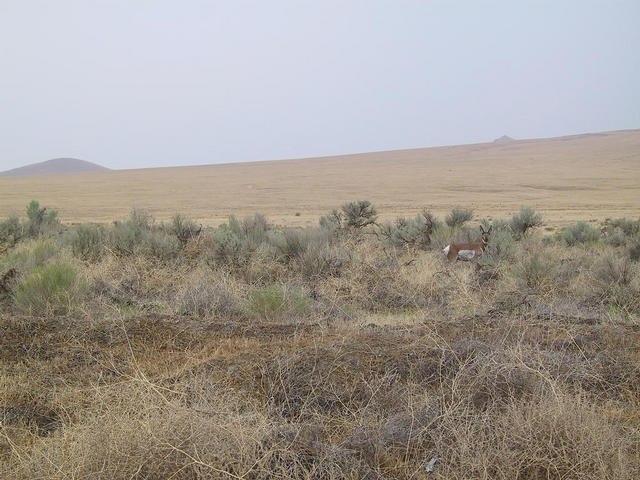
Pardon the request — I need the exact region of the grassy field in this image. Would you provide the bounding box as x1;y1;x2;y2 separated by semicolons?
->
1;199;640;479
1;129;639;228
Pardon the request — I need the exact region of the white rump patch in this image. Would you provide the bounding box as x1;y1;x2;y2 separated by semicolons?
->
457;249;477;260
443;245;450;255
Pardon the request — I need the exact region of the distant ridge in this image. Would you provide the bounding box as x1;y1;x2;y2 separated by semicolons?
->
0;158;109;176
494;135;515;143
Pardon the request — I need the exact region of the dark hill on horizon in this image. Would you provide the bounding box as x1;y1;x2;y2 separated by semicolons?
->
0;158;109;177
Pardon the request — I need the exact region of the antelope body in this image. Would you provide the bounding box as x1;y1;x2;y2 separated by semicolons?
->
443;226;491;262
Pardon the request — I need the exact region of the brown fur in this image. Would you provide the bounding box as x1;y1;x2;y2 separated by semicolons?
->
446;226;491;262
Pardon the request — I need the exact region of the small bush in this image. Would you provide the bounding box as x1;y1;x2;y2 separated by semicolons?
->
108;220;142;256
319;209;343;233
71;224;107;261
0;216;24;247
209;214;270;267
271;228;310;263
446;207;473;228
510;205;543;239
380;211;441;250
24;200;60;238
299;243;350;279
13;261;86;315
177;277;242;319
245;284;310;321
2;237;60;273
108;209;155;255
138;230;182;261
341;200;377;229
211;227;245;266
604;231;626;247
170;214;201;246
514;252;556;292
129;208;154;230
232;214;269;247
107;210;182;261
562;221;600;246
607;217;640;237
591;254;639;311
479;229;518;270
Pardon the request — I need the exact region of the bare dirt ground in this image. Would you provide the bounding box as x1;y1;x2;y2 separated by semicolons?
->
1;129;638;228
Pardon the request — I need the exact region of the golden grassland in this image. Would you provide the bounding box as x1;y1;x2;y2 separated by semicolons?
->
1;129;639;228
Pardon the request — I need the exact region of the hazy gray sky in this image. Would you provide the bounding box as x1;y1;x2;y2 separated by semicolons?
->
1;0;639;170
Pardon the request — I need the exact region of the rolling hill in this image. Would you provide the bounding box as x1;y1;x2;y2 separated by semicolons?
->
0;158;109;177
0;130;638;228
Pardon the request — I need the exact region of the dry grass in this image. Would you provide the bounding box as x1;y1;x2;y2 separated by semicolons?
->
2;199;640;478
1;129;639;228
2;208;640;479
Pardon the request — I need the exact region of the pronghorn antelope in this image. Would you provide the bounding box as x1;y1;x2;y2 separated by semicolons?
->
443;225;491;261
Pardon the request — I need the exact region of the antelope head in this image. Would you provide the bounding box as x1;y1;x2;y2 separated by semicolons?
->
479;225;492;249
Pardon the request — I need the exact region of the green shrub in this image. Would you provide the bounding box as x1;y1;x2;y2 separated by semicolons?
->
592;254;639;311
230;214;269;248
269;227;347;277
514;252;555;291
0;216;24;247
245;284;310;321
271;228;310;262
13;261;86;315
510;206;543;239
298;243;350;279
602;218;640;260
380;211;441;249
319;209;343;233
107;209;155;255
2;237;60;273
109;225;181;261
341;200;378;229
211;227;244;266
24;200;60;238
562;221;600;246
109;220;143;256
106;210;181;261
604;231;626;247
445;207;473;228
129;208;154;230
209;214;270;267
479;229;518;270
71;224;107;261
170;214;201;246
138;230;182;261
607;218;640;237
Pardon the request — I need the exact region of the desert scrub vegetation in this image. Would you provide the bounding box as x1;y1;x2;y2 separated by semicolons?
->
510;205;544;239
445;206;473;228
561;221;601;245
13;260;86;315
1;201;640;479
